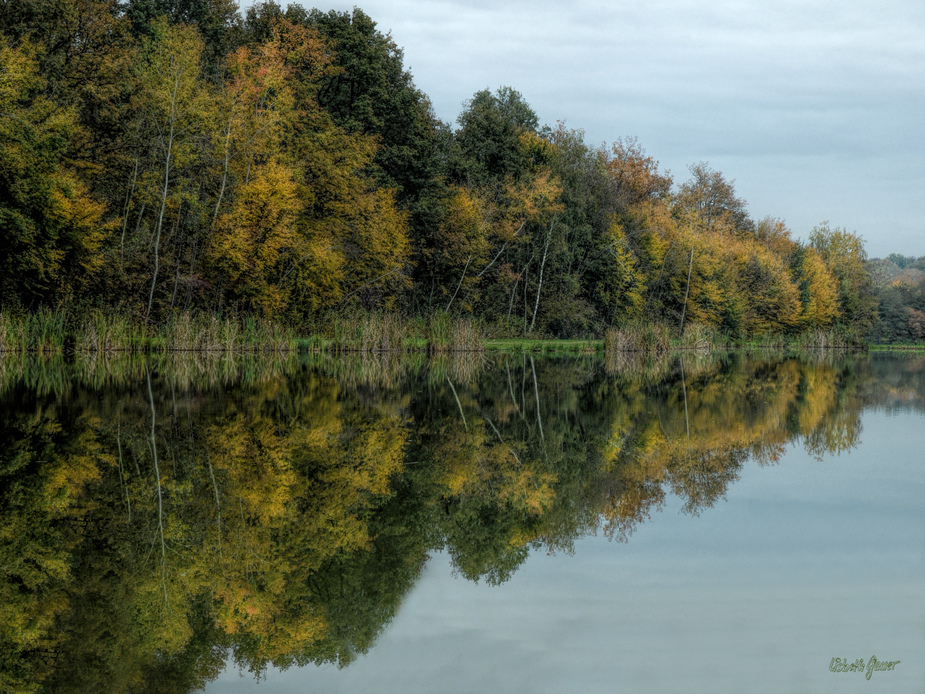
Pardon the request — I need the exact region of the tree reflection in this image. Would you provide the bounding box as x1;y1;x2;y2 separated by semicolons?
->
0;351;907;691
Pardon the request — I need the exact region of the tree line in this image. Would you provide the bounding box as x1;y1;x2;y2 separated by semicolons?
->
0;0;885;340
866;254;925;343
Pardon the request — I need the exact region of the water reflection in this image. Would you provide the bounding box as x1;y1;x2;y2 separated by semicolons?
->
0;351;922;692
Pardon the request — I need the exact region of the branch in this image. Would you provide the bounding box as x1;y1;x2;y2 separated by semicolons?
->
445;256;471;312
477;219;527;279
336;266;403;308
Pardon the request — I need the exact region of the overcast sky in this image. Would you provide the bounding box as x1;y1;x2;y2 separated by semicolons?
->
278;0;924;258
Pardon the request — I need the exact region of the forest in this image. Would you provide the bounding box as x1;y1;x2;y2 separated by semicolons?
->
0;0;917;344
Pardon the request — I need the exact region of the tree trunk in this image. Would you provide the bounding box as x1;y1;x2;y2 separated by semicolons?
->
529;225;553;333
445;256;471;312
120;158;139;267
679;245;694;336
147;115;175;322
146;366;169;606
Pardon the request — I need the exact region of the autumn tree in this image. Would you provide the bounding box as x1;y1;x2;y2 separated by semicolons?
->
598;135;675;326
789;244;839;329
208;161;301;316
809;222;878;334
0;39;112;308
131;19;211;320
204;35;300;316
271;18;412;313
675;162;754;236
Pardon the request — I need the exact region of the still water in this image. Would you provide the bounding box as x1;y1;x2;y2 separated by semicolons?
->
1;351;924;692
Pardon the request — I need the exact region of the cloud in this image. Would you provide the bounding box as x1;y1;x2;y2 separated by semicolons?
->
258;0;925;255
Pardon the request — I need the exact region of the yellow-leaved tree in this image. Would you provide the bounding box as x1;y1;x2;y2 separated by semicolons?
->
790;245;839;329
0;39;111;308
205;30;302;316
210;160;300;316
273;20;411;314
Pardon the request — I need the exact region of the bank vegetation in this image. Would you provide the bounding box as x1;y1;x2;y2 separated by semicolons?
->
0;1;899;352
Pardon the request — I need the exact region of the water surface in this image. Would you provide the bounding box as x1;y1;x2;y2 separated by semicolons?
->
1;351;923;692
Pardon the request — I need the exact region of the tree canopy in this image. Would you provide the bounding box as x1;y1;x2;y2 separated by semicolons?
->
0;2;887;341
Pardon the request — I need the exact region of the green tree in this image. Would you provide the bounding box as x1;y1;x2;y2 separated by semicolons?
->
454;86;539;186
124;0;240;66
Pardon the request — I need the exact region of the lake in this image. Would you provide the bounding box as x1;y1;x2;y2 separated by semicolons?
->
1;350;923;692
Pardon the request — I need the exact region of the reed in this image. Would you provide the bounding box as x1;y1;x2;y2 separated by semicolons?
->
0;353;71;395
156;350;299;389
163;313;220;351
0;349;303;397
4;309;299;354
427;312;486;353
0;310;69;353
163;312;226;351
426;351;486;385
740;333;789;351
34;309;68;353
0;312;26;353
303;350;409;387
327;312;409;353
322;311;487;353
604;321;671;354
218;313;289;352
604;349;673;381
790;327;860;350
679;322;721;351
74;311;143;352
426;311;451;353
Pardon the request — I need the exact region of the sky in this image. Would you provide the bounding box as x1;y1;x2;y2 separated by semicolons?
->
257;0;925;258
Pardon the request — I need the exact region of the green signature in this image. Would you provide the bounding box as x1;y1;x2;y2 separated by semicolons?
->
830;656;900;680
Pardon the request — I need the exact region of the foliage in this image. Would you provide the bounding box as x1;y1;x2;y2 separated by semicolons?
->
809;223;878;334
864;253;925;344
0;3;894;343
0;40;112;309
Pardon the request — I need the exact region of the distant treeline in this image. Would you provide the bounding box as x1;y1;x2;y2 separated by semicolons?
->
867;254;925;343
0;0;902;341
